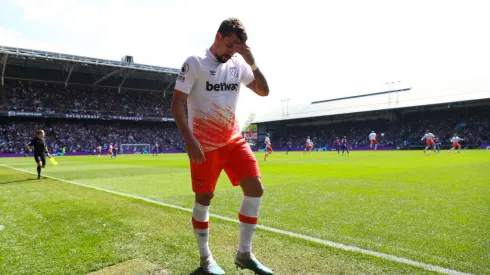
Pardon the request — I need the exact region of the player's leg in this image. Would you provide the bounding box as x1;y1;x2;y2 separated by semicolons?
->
458;144;461;153
37;162;42;179
190;151;224;274
223;140;273;274
39;155;46;179
235;177;272;274
34;155;42;179
346;146;350;156
370;142;372;149
265;147;272;160
374;142;378;150
41;155;46;169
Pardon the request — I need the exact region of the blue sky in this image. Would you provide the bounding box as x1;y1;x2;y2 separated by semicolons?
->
1;0;490;125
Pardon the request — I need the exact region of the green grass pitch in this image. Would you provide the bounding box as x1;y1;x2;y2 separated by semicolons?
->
1;150;489;274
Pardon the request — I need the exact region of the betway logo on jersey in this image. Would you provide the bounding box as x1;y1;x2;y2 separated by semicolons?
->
206;81;239;91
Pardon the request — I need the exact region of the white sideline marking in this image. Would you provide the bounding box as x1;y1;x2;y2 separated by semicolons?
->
0;164;474;275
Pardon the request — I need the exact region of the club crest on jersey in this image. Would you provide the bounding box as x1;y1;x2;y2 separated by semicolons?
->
209;70;216;76
180;63;189;75
230;67;238;78
206;81;239;92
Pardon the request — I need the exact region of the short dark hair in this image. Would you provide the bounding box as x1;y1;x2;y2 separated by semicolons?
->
217;17;248;44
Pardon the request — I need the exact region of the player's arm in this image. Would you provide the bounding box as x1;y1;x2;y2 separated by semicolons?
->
172;57;205;163
235;44;269;97
246;69;269;97
25;140;34;152
171;90;205;164
172;90;192;142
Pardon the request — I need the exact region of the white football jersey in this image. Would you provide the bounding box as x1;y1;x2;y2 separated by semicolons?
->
451;136;462;142
265;137;271;146
175;49;254;152
306;138;311;145
422;133;434;140
369;133;377;140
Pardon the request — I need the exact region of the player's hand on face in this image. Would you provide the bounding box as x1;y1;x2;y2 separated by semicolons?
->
234;43;255;66
185;136;206;164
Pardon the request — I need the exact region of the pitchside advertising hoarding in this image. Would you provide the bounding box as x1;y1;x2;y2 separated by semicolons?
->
1;111;174;122
242;131;258;140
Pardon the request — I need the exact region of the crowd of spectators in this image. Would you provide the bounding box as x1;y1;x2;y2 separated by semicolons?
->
269;110;490;149
3;114;487;154
3;80;171;117
0;120;183;154
1;81;489;154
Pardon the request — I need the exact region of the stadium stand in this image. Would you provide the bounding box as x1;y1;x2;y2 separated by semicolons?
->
1;45;489;155
255;100;490;150
0;119;184;154
0;45;182;155
4;79;172;117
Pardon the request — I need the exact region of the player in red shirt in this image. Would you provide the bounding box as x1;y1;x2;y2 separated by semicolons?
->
333;137;340;155
171;18;272;275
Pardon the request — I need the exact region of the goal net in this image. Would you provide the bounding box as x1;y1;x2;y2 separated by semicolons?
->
120;144;151;155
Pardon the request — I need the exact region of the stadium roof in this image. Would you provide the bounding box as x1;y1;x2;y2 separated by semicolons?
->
0;45;179;92
253;87;490;124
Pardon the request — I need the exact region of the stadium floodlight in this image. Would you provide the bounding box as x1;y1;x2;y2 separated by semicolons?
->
120;144;151;155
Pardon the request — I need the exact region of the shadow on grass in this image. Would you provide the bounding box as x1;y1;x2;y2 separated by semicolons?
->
0;178;38;184
188;267;207;275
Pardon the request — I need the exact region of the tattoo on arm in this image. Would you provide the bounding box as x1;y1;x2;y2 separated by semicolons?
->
248;68;269;96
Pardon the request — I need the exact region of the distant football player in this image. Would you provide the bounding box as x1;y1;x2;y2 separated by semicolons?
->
369;131;377;150
449;134;465;153
264;133;272;161
25;130;49;179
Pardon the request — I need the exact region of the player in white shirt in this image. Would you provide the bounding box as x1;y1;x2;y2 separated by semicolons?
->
449;134;465;153
108;143;113;157
369;131;377;150
171;18;272;275
264;133;272;161
303;136;313;154
96;145;102;158
421;130;436;153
